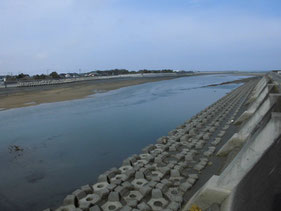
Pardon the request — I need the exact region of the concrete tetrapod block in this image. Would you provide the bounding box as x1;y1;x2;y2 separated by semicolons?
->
132;178;149;189
72;189;87;200
102;192;123;211
139;153;153;161
93;182;109;192
114;185;127;195
203;133;210;140
217;130;226;138
137;202;151;211
133;159;148;166
79;193;100;209
195;143;204;149
169;170;184;184
203;147;216;157
98;174;109;183
148;170;164;181
149;149;162;156
179;181;192;192
120;206;133;211
124;190;143;203
119;165;133;174
81;184;93;194
92;182;110;198
148;189;168;211
194;160;208;171
182;176;231;211
167;201;181;211
110;174;128;183
180;134;189;142
63;195;76;206
211;138;221;146
164;187;184;203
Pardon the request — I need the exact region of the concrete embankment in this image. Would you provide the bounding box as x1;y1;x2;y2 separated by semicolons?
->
44;73;281;211
182;73;281;211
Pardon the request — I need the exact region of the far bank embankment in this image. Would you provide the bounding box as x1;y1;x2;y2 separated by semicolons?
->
0;76;176;110
0;72;259;111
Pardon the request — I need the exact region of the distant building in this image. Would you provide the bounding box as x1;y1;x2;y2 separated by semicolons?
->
59;73;66;78
272;70;281;74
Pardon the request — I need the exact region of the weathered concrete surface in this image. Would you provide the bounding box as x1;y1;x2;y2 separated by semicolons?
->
45;76;261;211
230;135;281;211
183;73;281;211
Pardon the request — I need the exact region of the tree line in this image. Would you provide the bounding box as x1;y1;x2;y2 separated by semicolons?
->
3;69;193;81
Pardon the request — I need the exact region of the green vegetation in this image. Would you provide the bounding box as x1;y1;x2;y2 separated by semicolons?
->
2;69;193;82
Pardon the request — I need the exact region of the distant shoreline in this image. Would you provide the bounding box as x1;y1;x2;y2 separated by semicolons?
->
0;76;179;111
204;76;259;87
0;73;261;111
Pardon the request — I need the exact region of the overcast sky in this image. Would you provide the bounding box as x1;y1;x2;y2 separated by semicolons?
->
0;0;281;75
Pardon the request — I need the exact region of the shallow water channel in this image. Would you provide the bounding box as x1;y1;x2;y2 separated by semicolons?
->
0;74;249;210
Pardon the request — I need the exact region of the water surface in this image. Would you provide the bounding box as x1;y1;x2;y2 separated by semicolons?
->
0;74;249;210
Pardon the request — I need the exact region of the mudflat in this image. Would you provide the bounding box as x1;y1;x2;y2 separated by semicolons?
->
0;77;177;110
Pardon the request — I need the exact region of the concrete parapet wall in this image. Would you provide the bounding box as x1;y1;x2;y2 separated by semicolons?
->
182;74;281;211
218;112;281;189
217;92;279;156
246;76;269;104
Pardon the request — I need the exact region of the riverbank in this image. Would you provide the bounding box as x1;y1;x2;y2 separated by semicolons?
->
46;76;259;211
0;76;178;110
0;71;262;111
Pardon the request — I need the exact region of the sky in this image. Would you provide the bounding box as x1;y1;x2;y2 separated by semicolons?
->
0;0;281;75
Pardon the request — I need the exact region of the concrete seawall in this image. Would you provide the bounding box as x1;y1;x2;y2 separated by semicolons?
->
182;73;281;211
44;73;281;211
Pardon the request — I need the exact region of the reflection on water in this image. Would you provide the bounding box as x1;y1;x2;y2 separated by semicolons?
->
0;74;249;210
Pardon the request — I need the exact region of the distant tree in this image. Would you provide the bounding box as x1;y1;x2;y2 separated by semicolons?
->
16;73;30;79
160;69;174;73
49;71;60;79
33;74;48;80
5;75;17;81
